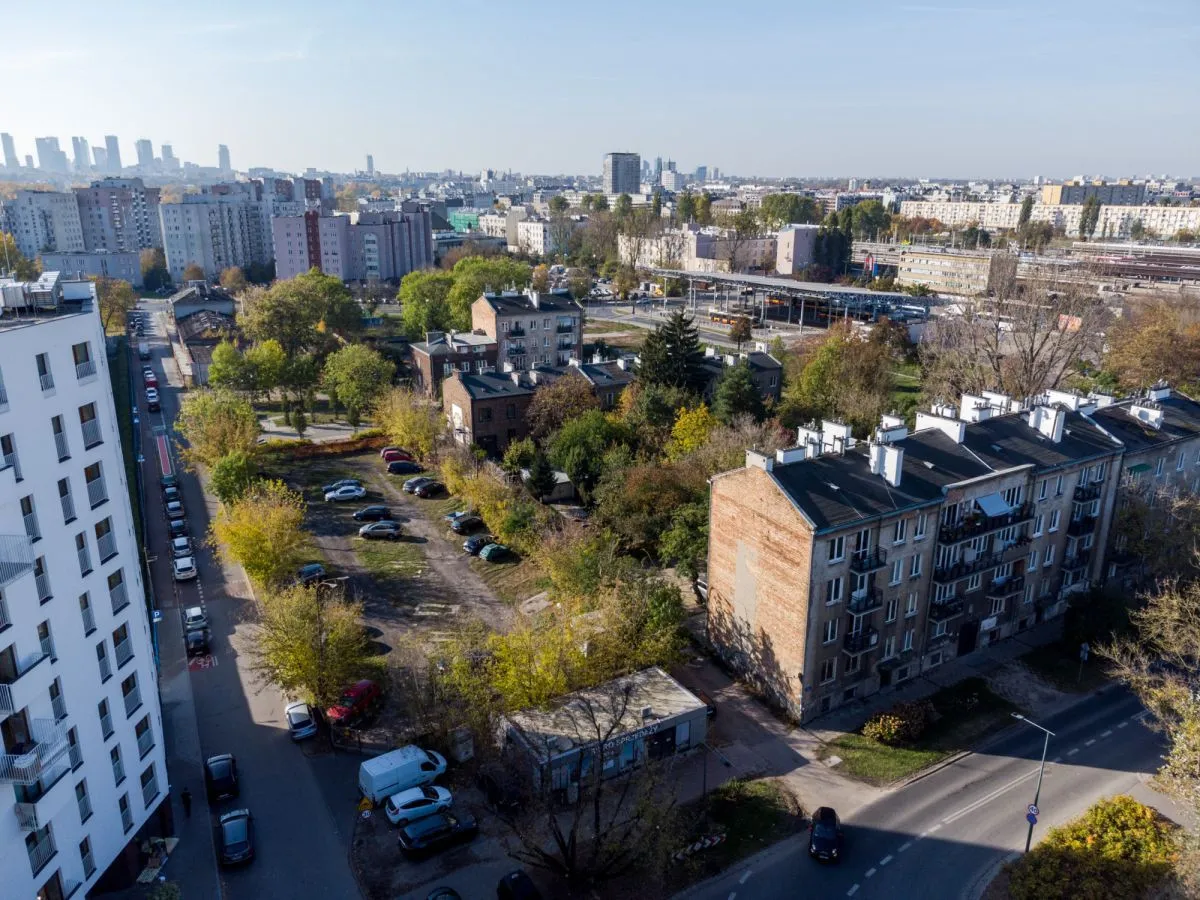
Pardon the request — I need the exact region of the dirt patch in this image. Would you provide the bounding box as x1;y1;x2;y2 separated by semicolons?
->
984;660;1067;712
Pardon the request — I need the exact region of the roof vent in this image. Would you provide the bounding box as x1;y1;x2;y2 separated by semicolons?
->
641;706;655;720
1148;380;1171;402
1130;401;1164;430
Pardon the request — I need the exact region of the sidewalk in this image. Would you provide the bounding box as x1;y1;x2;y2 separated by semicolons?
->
256;416;362;444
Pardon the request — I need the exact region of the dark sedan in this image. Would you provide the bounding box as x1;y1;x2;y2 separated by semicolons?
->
397;811;478;858
808;806;844;862
185;629;210;657
450;515;484;535
168;519;189;539
414;481;445;499
388;460;423;476
217;809;255;866
463;534;493;555
403;476;433;493
204;753;240;801
353;505;393;522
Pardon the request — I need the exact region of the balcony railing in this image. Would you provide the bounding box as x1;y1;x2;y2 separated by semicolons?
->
848;547;887;573
506;345;526;356
26;830;56;876
110;581;129;615
0;384;7;410
59;492;75;524
123;684;141;718
51;693;66;722
1062;550;1092;572
81;847;94;878
1067;515;1097;537
81;418;102;450
0;647;50;716
987;574;1026;599
927;631;954;649
77;785;92;823
938;503;1033;544
35;571;51;602
556;340;575;351
86;475;107;508
137;728;154;759
22;511;39;542
98;651;111;681
112;754;124;786
933;550;1002;583
53;431;69;461
847;589;883;614
80;604;95;635
928;597;965;620
141;771;159;807
1;450;20;480
39;372;54;393
77;544;91;577
114;638;133;668
556;323;575;334
1074;481;1103;502
75;359;97;381
0;595;9;630
97;531;117;563
63;878;82;898
68;742;82;770
121;802;133;832
843;627;880;655
0;533;34;591
506;326;526;337
0;719;69;785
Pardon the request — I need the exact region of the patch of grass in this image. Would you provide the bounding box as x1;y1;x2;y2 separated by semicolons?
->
469;555;549;604
355;539;426;588
700;778;804;869
824;677;1019;785
583;320;641;335
1020;647;1112;694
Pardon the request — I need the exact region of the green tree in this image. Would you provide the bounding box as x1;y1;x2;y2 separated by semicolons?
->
1129;218;1146;241
209;450;260;506
591;193;609;212
849;200;890;240
694;192;713;225
549;410;627;498
713;361;766;424
207;340;251;393
219;266;247;295
613;193;633;220
374;387;444;460
651;190;662;218
446;256;532;329
612;265;638;304
1017;195;1034;228
665;405;718;460
676;191;696;223
502;436;536;474
93;275;138;333
0;232;41;281
244;339;287;401
175;389;259;468
211;481;310;588
1079;195;1102;240
525;451;557;501
568;272;592;300
398;269;456;339
139;247;169;291
241;269;360;357
758;193;823;230
781;322;894;435
729;315;753;351
548;195;569;214
638;312;707;393
659;499;710;579
321;344;395;428
593;462;706;556
182;262;205;282
526;371;601;439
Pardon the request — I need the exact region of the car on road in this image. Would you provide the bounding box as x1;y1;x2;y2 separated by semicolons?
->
204;753;240;801
171;536;193;558
497;870;543;900
216;809;255;866
182;605;209;632
397;810;478;858
285;700;318;741
384;785;453;826
324;484;367;502
185;628;210;657
382;449;414;462
144;373;158;389
163;486;181;505
476;764;522;814
426;890;461;900
353;505;392;522
161;473;178;492
165;499;186;519
359;520;403;541
462;534;493;555
168;518;189;539
388;460;423;476
449;515;484;535
402;476;433;494
479;543;511;562
297;563;326;585
808;806;844;862
414;481;445;498
172;556;198;581
322;478;361;494
146;387;160;411
325;679;382;726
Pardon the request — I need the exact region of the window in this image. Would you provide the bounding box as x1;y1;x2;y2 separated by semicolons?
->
1002;486;1022;507
140;763;159;807
905;592;918;618
1155;457;1165;477
828;536;845;562
20;495;40;541
822;618;838;644
118;792;132;832
1032;513;1044;536
1048;510;1060;532
1024;582;1034;605
98;699;113;739
883;634;896;658
885;597;898;623
1095;463;1107;482
1055;475;1064;495
819;658;836;684
890;558;903;585
910;555;922;578
1044;545;1055;566
79;593;95;635
58;477;75;524
1037;479;1048;501
1177;453;1185;472
34;557;51;602
96;641;111;682
80;836;95;878
853;528;871;556
825;577;843;606
903;629;914;652
76;779;92;824
111;744;125;786
95;517;116;563
991;595;1005;615
894;519;907;544
932;620;947;637
1028;549;1039;569
505;403;516;420
914;513;927;540
478;407;492;423
36;351;53;391
52;414;69;461
135;715;154;759
113;623;132;668
1083;533;1094;550
80;403;102;448
967;573;981;591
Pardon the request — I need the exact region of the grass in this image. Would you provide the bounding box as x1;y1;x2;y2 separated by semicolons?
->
469;555;549;605
823;677;1020;785
1020;646;1113;694
891;360;924;423
355;539;426;587
692;778;803;870
107;338;144;547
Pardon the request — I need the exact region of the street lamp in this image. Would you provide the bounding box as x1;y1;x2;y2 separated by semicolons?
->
1011;713;1055;853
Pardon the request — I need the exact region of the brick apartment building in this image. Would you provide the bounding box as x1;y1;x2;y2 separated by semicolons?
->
409;331;498;399
471;290;582;371
442;371;534;455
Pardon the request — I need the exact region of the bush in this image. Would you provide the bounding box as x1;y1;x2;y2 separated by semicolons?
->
861;699;935;746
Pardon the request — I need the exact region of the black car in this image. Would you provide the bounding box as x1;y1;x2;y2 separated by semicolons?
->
217;809;255;866
168;519;189;539
808;806;844;862
297;563;326;586
450;515;484;535
397;811;478;858
185;628;210;657
204;753;240;801
161;473;178;492
463;534;493;555
388;460;423;476
476;764;522;814
414;481;445;499
497;870;543;900
163;486;181;504
353;505;393;522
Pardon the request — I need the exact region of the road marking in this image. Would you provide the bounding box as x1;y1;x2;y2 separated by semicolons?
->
898;841;912;853
740;870;752;884
928;823;942;833
1085;739;1096;746
847;886;860;897
1118;721;1129;729
1102;730;1112;738
865;868;876;878
940;767;1041;826
1134;710;1150;722
1068;748;1079;755
880;855;893;866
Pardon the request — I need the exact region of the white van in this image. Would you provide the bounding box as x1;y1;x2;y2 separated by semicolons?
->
358;745;447;805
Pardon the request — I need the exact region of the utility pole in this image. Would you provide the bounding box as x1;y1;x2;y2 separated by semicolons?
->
1011;713;1055;853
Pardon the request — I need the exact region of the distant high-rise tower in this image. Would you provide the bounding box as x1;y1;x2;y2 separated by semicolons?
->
92;146;108;171
218;144;231;172
602;152;640;195
104;135;121;172
161;144;178;170
34;137;69;173
1;133;18;169
654;156;663;179
695;165;708;182
366;154;375;176
135;138;154;168
72;136;91;172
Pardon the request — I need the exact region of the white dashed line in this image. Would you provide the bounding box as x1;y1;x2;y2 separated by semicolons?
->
865;868;877;878
847;886;860;897
1118;721;1129;729
928;823;943;833
880;855;893;866
899;841;913;853
1085;739;1096;747
1068;748;1080;756
740;870;752;885
1102;730;1113;738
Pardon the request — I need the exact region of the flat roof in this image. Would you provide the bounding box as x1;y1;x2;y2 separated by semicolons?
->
646;267;914;304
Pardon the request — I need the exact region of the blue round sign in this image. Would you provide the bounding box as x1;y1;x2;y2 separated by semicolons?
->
1026;812;1038;825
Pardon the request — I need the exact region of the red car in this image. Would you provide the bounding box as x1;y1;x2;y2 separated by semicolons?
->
382;449;414;463
325;680;382;726
379;446;409;459
144;373;158;389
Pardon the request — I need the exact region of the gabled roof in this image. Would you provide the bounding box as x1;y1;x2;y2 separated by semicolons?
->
449;371;533;400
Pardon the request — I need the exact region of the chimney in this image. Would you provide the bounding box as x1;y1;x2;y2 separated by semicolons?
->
775;445;808;465
1029;405;1065;442
511;371;522;385
915;411;966;444
797;424;822;455
869;441;886;475
821;420;853;454
723;354;737;367
1130;400;1165;430
746;450;775;472
1043;388;1083;411
616;357;628;371
1148;380;1171;402
959;394;993;422
882;445;904;487
527;289;541;309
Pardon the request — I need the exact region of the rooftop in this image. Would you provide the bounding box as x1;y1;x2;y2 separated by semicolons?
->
960;409;1119;471
1089;392;1200;453
449;370;534;400
478;289;577;315
410;330;497;357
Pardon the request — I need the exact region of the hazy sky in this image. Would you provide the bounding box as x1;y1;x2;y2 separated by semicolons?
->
5;0;1198;179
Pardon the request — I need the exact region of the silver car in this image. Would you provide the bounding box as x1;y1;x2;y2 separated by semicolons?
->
284;701;318;741
171;536;193;559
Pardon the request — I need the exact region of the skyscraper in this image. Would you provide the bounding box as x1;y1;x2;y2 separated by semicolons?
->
92;147;108;171
602;152;640;195
135;139;154;169
695;165;708;182
72;137;91;172
366;154;374;176
218;144;231;172
104;135;121;173
160;144;178;171
1;133;19;169
34;137;70;174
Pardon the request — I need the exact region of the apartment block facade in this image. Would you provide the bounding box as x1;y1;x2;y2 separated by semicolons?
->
471;291;582;372
899;200;1200;240
73;179;163;253
271;210;433;282
2;192;86;259
159;184;272;282
0;289;167;897
897;247;1000;296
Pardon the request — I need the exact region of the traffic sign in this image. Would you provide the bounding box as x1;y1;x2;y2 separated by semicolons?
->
1026;812;1038;825
1027;804;1039;816
151;610;163;623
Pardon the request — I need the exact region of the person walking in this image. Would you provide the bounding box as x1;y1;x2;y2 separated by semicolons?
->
180;787;192;818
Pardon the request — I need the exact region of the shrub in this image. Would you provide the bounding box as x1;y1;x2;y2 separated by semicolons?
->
861;699;935;746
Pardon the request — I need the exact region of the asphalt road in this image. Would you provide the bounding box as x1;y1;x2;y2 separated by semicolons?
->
135;300;361;900
684;689;1169;900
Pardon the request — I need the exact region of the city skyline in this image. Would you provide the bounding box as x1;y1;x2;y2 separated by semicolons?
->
3;0;1198;179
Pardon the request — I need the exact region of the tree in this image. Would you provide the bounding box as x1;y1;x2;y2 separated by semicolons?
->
676;191;696;223
531;263;550;293
759;193;823;230
651;190;662;218
373;387;443;460
548;195;569;214
849;200;890;240
659;499;710;579
137;247;169;291
729;315;753;351
549;410;628;498
713;360;766;424
591;193;609;212
175;389;259;468
593;462;706;556
638;312;707;393
618;382;695;455
568;272;592;300
93;276;137;333
502;436;536;474
445;256;532;329
254;582;375;710
244;339;287;401
1104;297;1200;393
613;193;633;221
321;344;395;428
240;269;360;357
1129;218;1146;241
398;269;456;339
219;266;247;295
209;450;260;506
525;451;557;501
611;265;638;307
526;371;601;439
207;340;251;393
665;405;718;461
0;232;40;280
781;322;894;435
1017;195;1034;229
717;208;763;273
1079;195;1102;240
210;481;310;588
694;192;713;225
182;263;205;282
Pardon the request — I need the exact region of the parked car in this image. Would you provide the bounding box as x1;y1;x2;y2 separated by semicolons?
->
808;806;844;862
450;515;484;535
161;473;178;492
326;679;383;726
414;481;445;499
353;505;392;522
185;628;209;657
463;534;493;555
144;373;158;389
402;475;433;493
443;509;473;523
165;500;186;519
204;753;240;801
297;563;326;585
216;809;255;866
382;449;414;463
479;543;511;562
324;484;367;502
146;388;160;412
397;811;478;858
476;764;522;813
284;701;318;741
379;446;408;459
182;605;208;632
163;486;181;505
388;460;423;476
496;870;543;900
171;536;193;558
173;556;198;581
359;521;402;541
384;785;453;826
168;519;189;539
359;746;447;805
322;478;361;494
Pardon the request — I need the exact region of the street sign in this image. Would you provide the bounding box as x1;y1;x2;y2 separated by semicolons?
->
1080;642;1090;662
151;610;163;623
1026;812;1038;825
1027;804;1039;816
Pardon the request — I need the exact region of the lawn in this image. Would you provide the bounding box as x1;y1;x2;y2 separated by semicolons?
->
823;677;1021;784
469;555;549;605
1020;646;1112;694
699;777;804;869
355;539;425;587
891;361;924;424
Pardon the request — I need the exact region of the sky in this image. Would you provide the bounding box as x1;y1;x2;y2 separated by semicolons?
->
4;0;1198;179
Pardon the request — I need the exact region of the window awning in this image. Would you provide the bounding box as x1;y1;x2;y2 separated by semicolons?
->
1126;463;1152;474
976;493;1011;517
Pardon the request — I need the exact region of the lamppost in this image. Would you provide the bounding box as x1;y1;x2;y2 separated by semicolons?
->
1011;713;1055;853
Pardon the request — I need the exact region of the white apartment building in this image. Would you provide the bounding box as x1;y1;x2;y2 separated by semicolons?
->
515;219;565;257
272;213;351;281
899;200;1200;240
2;193;86;260
619;224;778;273
479;207;528;250
0;281;166;899
271;210;433;282
159;185;271;282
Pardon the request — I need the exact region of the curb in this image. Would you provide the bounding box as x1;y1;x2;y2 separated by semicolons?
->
965;851;1018;900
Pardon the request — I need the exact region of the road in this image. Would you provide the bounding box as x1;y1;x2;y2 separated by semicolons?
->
134;300;361;900
684;689;1170;900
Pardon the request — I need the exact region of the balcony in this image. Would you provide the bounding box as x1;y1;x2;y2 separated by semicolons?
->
75;359;97;382
928;597;965;620
1067;515;1097;537
1;449;21;481
506;345;526;357
843;627;880;655
556;340;575;351
51;692;66;722
26;830;56;876
0;595;9;631
848;547;887;573
86;475;107;509
114;638;133;668
81;418;102;450
1073;481;1102;502
0;533;35;591
847;588;883;614
0;719;70;786
35;570;51;603
97;531;117;563
506;326;526;337
1062;550;1092;572
0;383;7;410
53;431;69;462
110;581;129;615
13;755;72;832
141;770;159;808
137;727;155;760
932;550;1001;583
0;648;52;719
556;323;576;334
987;574;1025;599
123;683;141;718
39;372;54;394
927;631;954;649
938;503;1033;545
59;492;75;524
